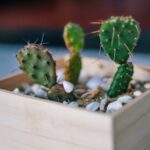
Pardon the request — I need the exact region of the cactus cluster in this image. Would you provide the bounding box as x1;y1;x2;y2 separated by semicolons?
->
63;23;84;85
16;43;76;102
99;16;140;98
16;16;141;103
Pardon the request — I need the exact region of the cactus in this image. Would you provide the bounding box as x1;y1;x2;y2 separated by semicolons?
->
107;62;133;98
99;16;141;98
64;53;82;85
16;43;56;88
99;16;140;64
16;43;76;102
63;22;84;53
63;22;84;84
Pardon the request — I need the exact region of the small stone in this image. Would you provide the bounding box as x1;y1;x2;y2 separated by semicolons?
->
117;95;133;104
22;83;32;94
86;102;100;111
63;101;68;105
63;80;74;93
100;96;108;112
86;76;103;89
69;101;79;107
56;69;64;84
144;83;150;89
31;84;47;98
133;90;142;97
13;88;20;94
106;101;122;113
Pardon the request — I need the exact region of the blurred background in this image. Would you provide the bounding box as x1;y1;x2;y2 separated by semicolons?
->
0;0;150;77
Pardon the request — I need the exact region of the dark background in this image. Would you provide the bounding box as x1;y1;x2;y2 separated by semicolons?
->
0;0;150;52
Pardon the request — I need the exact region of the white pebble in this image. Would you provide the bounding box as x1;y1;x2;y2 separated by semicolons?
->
63;101;68;105
144;83;150;89
13;88;20;94
106;101;122;113
31;84;47;98
86;102;100;111
69;101;79;107
133;90;142;97
63;80;74;93
117;95;133;104
86;76;103;89
56;69;64;84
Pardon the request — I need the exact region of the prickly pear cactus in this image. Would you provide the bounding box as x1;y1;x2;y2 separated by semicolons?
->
107;62;133;98
63;22;84;53
65;53;82;85
99;16;140;64
16;43;56;88
63;22;84;84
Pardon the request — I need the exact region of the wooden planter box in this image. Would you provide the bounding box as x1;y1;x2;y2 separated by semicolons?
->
0;57;150;150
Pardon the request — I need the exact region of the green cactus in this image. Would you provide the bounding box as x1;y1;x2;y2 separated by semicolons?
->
16;43;56;88
63;22;84;53
99;16;140;64
16;43;76;102
65;52;82;85
63;22;84;84
99;16;141;98
107;62;133;98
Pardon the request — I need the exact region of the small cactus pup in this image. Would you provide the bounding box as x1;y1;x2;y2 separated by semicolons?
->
99;16;140;64
107;62;134;98
63;22;84;85
16;43;76;102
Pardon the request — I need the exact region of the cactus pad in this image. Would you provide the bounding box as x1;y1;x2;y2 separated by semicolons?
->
107;62;133;98
63;22;84;52
65;53;82;85
99;16;140;64
16;43;56;88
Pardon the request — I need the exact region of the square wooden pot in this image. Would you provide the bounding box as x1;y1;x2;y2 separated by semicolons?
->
0;57;150;150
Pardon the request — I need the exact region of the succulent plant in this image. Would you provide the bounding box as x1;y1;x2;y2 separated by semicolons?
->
16;43;76;102
99;16;141;98
99;16;140;64
63;22;84;53
16;43;56;88
63;22;84;84
107;62;133;98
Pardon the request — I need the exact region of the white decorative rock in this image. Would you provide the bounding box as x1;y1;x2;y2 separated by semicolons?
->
63;80;74;93
13;88;20;94
31;84;47;98
86;76;103;89
86;102;100;111
117;95;133;104
69;101;79;108
63;101;68;105
133;90;142;97
106;101;122;113
56;69;64;84
144;83;150;89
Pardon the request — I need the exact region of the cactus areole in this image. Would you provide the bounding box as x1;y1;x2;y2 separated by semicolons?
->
99;16;140;64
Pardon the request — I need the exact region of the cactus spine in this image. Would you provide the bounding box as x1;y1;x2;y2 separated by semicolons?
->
99;16;140;98
63;22;84;85
16;43;76;102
